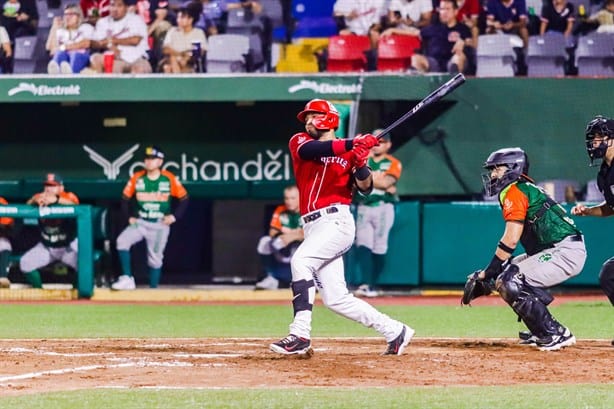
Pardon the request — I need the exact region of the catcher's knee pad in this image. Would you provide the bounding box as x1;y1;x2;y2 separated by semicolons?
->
291;279;315;315
495;264;523;304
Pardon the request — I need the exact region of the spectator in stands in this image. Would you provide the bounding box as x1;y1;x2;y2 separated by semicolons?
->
0;197;14;288
412;0;473;73
227;0;262;14
158;3;206;73
539;0;575;37
0;23;11;73
1;0;38;41
20;174;80;289
486;0;529;48
385;0;433;35
333;0;387;49
255;185;303;290
148;0;172;67
81;0;110;26
195;0;229;36
587;0;614;33
46;4;93;74
456;0;481;45
89;0;152;73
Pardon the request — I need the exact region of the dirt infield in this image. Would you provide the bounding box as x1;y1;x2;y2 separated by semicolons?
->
1;337;612;396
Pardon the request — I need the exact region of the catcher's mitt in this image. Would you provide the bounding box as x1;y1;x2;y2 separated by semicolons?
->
461;271;495;306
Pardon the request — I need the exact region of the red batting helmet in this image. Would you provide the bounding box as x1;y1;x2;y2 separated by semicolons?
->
297;99;340;130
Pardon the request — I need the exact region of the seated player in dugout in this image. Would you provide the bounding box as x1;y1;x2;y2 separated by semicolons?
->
111;145;189;291
0;197;14;288
20;174;80;289
255;185;303;290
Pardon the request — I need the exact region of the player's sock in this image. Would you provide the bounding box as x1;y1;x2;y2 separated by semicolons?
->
373;254;386;285
149;267;161;288
0;250;10;278
25;270;43;289
355;246;374;286
118;250;133;277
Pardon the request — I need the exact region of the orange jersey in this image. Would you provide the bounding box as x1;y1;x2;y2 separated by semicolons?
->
0;197;13;226
269;205;301;232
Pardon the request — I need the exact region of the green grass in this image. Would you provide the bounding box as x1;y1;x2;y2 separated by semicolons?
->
1;385;612;409
0;303;611;339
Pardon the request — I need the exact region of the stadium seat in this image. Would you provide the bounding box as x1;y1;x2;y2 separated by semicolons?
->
376;35;421;71
206;34;250;73
226;8;264;33
276;37;328;73
291;0;335;20
476;34;520;77
575;32;614;77
538;179;580;203
260;0;283;27
584;179;602;202
526;33;567;77
13;36;38;74
326;35;370;72
292;16;339;38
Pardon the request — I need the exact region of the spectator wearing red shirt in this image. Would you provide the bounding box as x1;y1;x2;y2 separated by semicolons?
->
80;0;109;26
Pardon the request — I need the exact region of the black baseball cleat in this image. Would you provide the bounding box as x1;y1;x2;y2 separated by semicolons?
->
382;325;415;355
269;334;311;355
518;330;539;346
536;328;576;351
611;339;614;347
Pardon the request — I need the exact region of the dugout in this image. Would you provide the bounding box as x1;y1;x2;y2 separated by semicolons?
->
0;74;612;291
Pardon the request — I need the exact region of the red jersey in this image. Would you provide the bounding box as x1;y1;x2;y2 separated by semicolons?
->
289;132;356;215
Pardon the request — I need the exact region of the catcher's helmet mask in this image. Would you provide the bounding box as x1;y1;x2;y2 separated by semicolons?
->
482;147;530;197
585;115;614;166
297;99;340;131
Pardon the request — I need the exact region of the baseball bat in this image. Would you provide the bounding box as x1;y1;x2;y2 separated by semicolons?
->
376;73;466;139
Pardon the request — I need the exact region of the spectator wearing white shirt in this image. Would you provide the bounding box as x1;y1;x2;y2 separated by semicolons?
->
386;0;433;33
89;0;152;73
159;3;207;73
46;4;93;74
333;0;387;48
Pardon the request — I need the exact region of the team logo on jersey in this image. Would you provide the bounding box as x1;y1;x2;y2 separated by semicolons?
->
83;144;140;180
538;253;553;263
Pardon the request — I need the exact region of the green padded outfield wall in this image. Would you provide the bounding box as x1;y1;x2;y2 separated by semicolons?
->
0;75;612;198
421;202;610;287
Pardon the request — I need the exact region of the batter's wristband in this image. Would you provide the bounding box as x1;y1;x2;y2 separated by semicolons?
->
484;254;505;279
331;139;352;156
354;166;371;181
497;241;515;254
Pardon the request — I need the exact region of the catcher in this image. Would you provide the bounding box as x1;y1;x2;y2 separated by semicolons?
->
462;147;586;351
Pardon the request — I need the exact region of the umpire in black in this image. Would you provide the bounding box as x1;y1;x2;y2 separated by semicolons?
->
571;115;614;347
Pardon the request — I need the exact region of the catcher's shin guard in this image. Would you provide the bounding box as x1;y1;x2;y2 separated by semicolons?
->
599;257;614;305
291;279;315;316
496;265;564;339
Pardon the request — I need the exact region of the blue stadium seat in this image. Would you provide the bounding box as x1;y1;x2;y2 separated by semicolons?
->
291;0;335;20
292;16;338;39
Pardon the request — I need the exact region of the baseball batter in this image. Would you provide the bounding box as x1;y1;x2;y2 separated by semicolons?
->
474;147;585;351
571;115;614;347
255;185;303;290
269;99;414;356
354;130;402;297
0;197;14;288
21;174;80;289
112;146;189;290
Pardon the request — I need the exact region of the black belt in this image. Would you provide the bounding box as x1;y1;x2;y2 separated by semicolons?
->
302;206;339;224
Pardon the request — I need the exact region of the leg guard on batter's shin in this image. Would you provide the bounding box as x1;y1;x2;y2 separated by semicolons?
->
291;279;315;317
496;265;564;339
599;257;614;306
